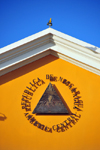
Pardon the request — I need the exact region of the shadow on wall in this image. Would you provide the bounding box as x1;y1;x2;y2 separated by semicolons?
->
0;54;59;85
0;113;7;121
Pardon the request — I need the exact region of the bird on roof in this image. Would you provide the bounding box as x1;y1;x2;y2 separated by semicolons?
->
47;18;52;27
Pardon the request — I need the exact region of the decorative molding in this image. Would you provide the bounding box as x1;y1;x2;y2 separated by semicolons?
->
51;51;100;76
0;28;100;76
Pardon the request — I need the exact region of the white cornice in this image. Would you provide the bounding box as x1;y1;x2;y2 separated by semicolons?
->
0;28;100;76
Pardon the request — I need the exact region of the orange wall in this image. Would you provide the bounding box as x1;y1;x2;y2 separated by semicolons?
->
0;54;100;150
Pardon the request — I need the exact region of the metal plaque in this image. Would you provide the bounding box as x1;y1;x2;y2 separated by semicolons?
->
32;83;69;114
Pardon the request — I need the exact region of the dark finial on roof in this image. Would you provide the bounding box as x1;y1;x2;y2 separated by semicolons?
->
47;18;52;27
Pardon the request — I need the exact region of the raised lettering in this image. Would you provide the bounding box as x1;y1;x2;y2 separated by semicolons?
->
37;78;45;86
52;125;57;131
26;86;35;92
71;88;77;93
30;117;36;124
26;115;33;120
22;94;32;100
25;107;31;111
74;96;81;100
45;126;50;132
32;79;38;89
33;121;39;126
73;106;82;111
46;74;49;79
61;122;69;130
63;79;67;84
65;81;70;86
22;98;30;103
38;123;45;130
24;90;33;96
71;119;76;125
67;118;73;127
56;124;61;132
48;128;52;133
24;113;29;116
59;77;63;82
69;83;74;89
74;102;83;108
73;91;80;97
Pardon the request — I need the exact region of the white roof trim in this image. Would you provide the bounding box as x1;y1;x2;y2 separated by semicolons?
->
0;28;100;76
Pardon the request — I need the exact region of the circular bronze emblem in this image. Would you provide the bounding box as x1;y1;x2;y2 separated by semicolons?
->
21;74;83;133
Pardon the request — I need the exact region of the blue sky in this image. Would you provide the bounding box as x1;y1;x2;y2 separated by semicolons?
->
0;0;100;48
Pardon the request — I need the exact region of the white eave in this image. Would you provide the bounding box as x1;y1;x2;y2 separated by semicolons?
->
0;28;100;76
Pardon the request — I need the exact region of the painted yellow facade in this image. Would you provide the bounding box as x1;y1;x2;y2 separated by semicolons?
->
0;54;100;150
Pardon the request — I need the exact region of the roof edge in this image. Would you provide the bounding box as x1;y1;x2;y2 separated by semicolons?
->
0;28;100;76
1;28;100;54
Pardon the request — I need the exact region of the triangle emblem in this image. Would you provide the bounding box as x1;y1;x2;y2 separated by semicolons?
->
32;83;69;114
